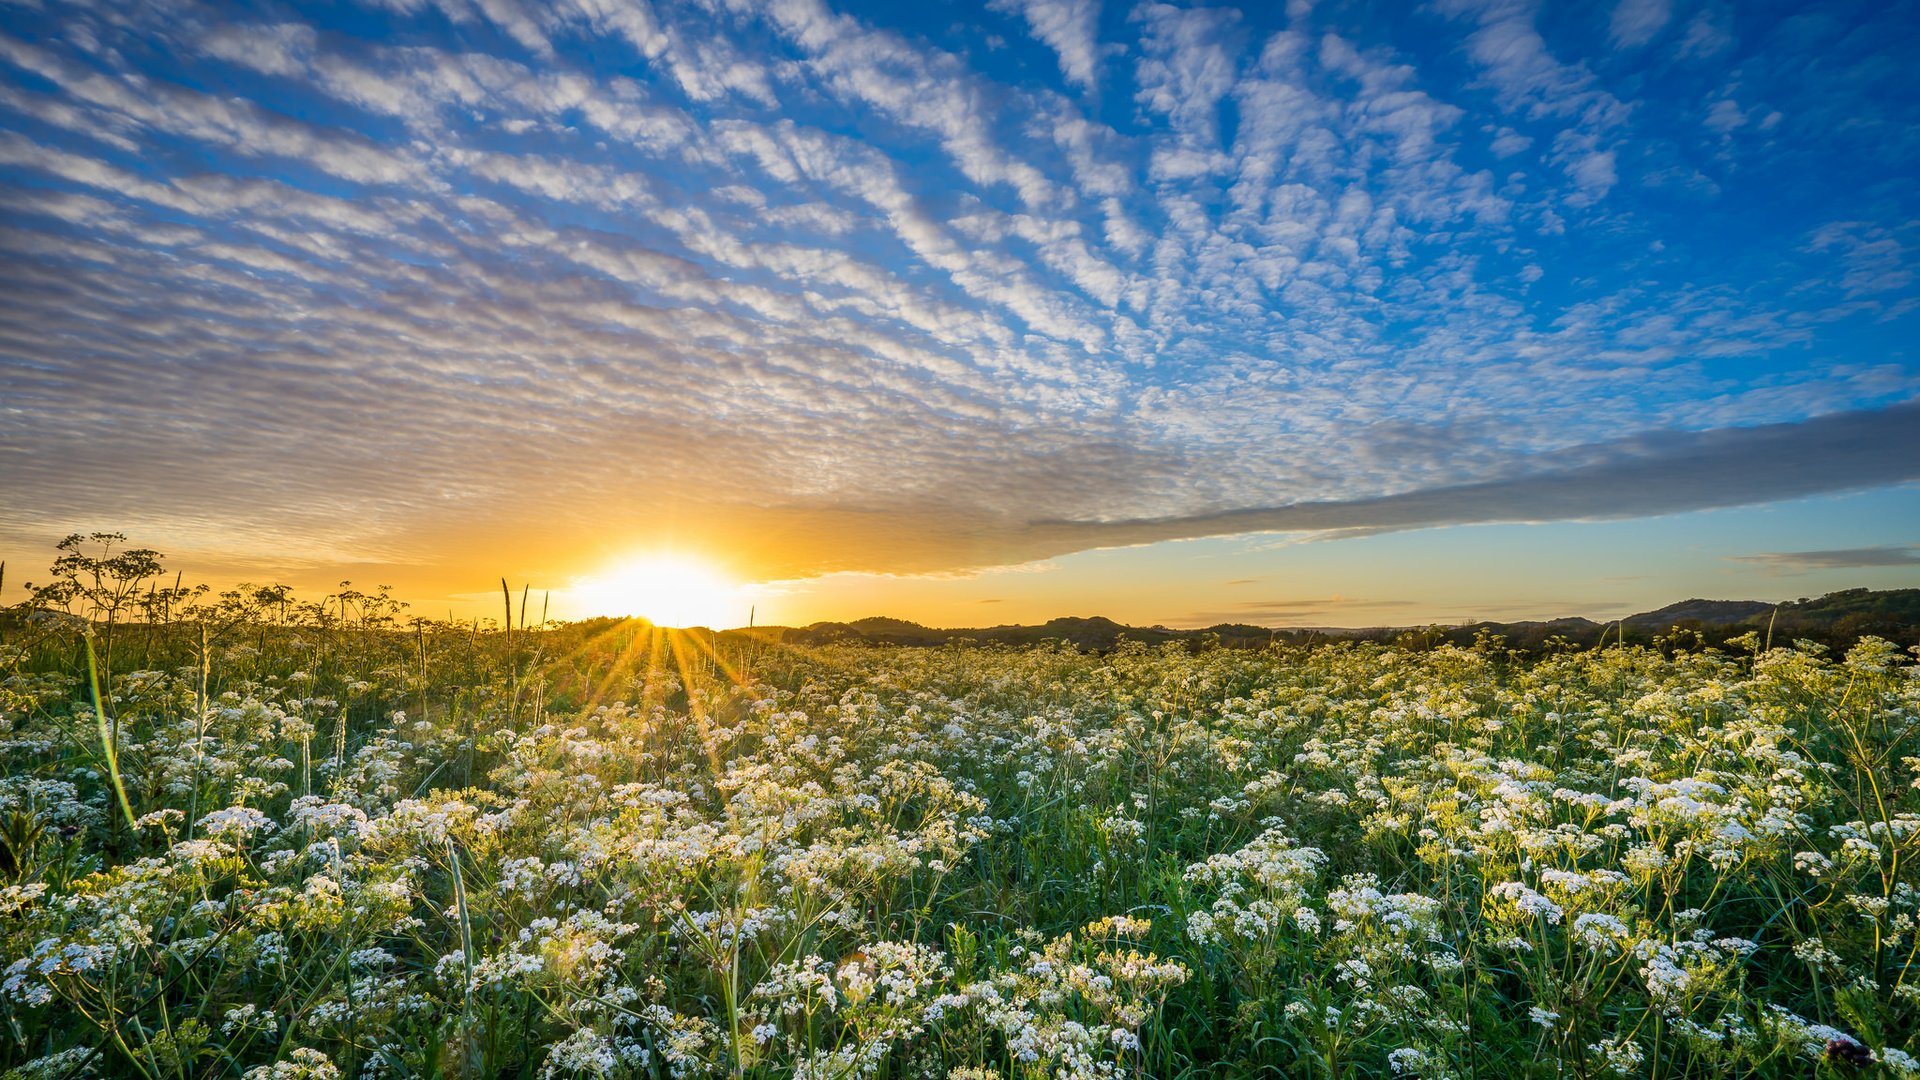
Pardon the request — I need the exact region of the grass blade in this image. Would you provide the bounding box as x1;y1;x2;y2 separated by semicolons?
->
85;635;138;831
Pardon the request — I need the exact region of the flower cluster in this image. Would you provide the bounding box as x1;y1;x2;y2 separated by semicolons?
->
0;616;1914;1078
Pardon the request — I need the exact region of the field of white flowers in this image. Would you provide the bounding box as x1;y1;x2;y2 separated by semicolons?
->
2;597;1917;1078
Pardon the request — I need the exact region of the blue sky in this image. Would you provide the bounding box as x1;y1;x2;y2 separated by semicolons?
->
0;0;1915;624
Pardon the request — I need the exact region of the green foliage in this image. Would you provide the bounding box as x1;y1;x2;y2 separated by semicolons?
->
0;543;1916;1079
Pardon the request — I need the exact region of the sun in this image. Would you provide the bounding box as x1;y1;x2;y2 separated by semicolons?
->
577;553;743;627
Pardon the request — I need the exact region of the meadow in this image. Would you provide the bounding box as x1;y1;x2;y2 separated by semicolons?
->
1;540;1917;1079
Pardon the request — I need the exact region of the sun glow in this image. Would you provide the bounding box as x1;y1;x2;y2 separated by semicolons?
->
578;554;744;627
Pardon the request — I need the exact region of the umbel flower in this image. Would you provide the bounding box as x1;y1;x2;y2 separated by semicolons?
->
0;603;1915;1079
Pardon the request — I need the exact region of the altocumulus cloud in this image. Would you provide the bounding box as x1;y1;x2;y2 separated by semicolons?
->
0;0;1915;586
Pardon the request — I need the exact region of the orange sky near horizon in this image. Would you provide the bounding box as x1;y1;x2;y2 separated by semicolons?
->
6;486;1915;631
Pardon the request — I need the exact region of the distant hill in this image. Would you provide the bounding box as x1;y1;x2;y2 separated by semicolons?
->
788;615;1190;650
1623;599;1775;629
723;588;1920;655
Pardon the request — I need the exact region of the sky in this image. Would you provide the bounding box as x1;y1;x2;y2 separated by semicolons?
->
0;0;1916;629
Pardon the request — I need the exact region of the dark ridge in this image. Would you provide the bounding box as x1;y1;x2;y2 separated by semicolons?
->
1622;599;1774;628
720;588;1920;656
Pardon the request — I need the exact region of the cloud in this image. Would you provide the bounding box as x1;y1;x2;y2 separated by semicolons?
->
1436;0;1606;116
1012;402;1920;564
0;0;1914;601
1609;0;1672;48
1677;8;1734;59
1132;1;1244;181
1729;546;1920;574
1245;595;1415;612
1180;595;1420;626
1432;0;1630;202
1808;221;1915;298
989;0;1105;89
